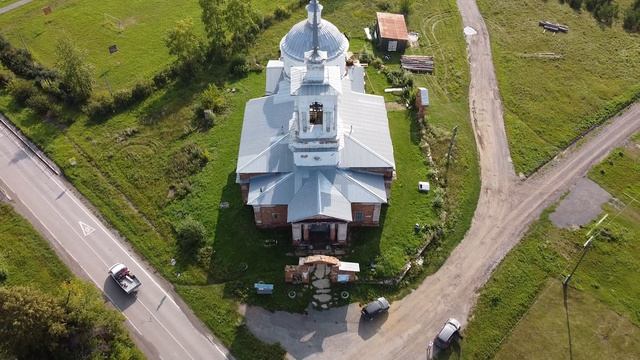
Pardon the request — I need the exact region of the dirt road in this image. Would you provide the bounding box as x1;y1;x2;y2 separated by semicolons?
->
242;0;640;358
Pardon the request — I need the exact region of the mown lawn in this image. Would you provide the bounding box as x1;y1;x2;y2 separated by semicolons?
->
477;0;640;175
0;0;297;91
0;0;480;357
457;135;640;359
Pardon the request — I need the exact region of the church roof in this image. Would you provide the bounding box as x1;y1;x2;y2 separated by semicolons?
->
246;168;388;222
280;20;348;62
235;77;395;174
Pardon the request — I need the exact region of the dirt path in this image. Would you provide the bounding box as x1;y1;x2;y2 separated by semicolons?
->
242;0;640;358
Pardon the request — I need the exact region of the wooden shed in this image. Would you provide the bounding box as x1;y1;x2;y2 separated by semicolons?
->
374;12;409;52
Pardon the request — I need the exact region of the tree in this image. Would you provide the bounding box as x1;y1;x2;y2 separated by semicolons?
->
0;286;68;358
224;0;259;51
165;18;203;75
0;283;143;360
55;37;94;103
199;0;227;57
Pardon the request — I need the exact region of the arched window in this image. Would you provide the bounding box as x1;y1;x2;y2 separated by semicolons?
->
309;102;323;125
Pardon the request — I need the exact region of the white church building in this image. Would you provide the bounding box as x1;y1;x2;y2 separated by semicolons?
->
236;0;395;254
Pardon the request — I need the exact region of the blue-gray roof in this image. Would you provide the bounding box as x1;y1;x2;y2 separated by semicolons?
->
280;19;348;62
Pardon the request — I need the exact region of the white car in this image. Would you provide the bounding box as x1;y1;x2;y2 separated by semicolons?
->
435;318;462;348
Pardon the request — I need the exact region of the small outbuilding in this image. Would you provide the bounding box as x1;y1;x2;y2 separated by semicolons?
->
374;12;409;52
416;87;429;118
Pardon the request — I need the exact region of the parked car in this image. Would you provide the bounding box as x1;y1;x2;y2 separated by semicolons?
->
435;318;462;348
361;297;390;320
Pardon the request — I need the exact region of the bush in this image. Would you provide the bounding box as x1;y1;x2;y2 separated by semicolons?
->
200;83;227;114
0;266;7;283
8;78;36;105
359;50;374;63
169;142;209;178
0;35;58;82
623;0;640;31
25;93;52;115
112;89;132;109
229;55;249;77
131;81;155;101
399;0;412;14
384;68;413;88
0;69;14;89
273;6;291;20
175;217;206;252
152;68;171;88
83;94;115;119
377;1;392;11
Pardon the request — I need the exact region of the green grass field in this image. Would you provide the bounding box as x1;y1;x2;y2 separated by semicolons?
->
0;0;480;357
495;280;640;360
0;203;71;291
0;0;297;91
477;0;640;175
457;135;640;359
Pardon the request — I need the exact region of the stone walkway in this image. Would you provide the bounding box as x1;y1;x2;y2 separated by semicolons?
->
311;264;333;310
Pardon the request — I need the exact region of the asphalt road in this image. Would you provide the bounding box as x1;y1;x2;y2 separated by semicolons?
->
241;0;640;358
0;119;231;360
0;0;32;15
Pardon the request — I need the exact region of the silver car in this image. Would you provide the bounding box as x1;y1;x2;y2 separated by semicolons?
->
435;318;462;348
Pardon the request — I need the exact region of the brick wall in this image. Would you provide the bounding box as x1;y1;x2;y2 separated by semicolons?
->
253;205;288;228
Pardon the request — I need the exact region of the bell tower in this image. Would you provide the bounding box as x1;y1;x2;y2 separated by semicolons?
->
288;0;341;167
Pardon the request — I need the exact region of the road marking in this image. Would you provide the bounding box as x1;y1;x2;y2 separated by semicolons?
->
0;120;230;359
79;221;96;236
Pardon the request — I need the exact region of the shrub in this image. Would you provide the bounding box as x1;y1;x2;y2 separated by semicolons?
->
359;50;374;63
152;68;171;88
200;83;227;114
229;55;249;77
131;81;155;101
112;89;132;109
8;78;36;105
273;6;291;20
623;0;640;31
169;142;209;178
371;57;384;69
175;217;206;252
25;93;51;115
191;109;215;131
377;1;392;11
399;0;412;15
0;266;7;283
384;69;413;88
0;35;58;81
83;94;115;119
0;69;14;89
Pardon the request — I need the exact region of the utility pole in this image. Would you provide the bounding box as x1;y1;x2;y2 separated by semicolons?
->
563;235;595;287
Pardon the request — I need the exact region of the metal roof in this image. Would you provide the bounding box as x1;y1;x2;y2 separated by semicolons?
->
338;261;360;272
236;97;295;174
247;168;387;207
376;12;409;40
280;19;349;62
287;170;352;222
418;87;429;106
236;76;395;175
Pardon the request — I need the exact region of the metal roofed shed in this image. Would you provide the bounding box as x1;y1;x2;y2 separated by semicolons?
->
374;12;409;52
416;87;429;117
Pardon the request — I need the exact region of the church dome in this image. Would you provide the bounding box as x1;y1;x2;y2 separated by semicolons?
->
280;1;349;63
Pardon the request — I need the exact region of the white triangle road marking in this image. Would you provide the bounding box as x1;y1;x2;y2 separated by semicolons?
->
79;221;96;236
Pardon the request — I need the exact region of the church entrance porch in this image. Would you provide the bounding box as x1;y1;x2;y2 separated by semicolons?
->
292;222;348;255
